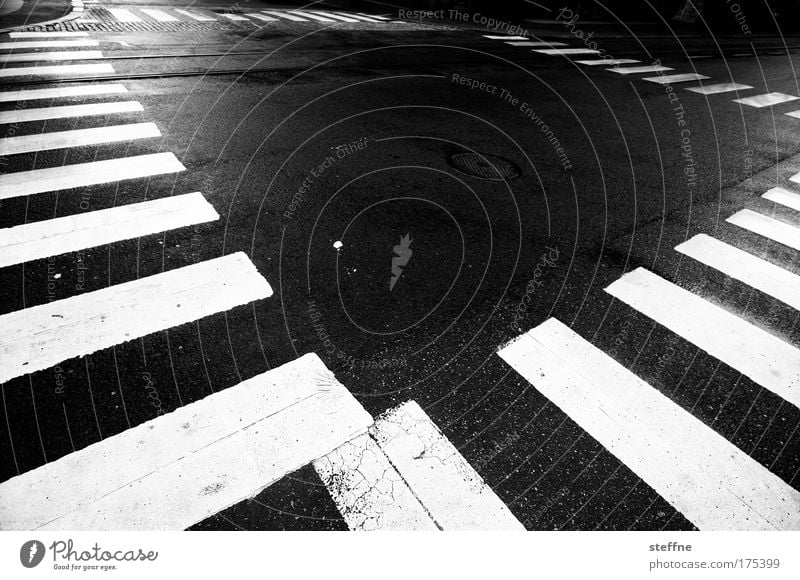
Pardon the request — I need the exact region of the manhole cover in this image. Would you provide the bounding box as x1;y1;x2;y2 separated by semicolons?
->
447;152;521;181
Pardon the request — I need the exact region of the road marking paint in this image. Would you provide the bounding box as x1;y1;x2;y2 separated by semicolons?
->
605;267;800;408
0;122;160;156
763;186;800;212
106;8;142;22
9;31;89;38
685;82;753;95
308;10;360;22
505;40;567;47
607;65;674;74
498;318;800;530
0;192;218;269
534;48;601;55
483;35;529;40
173;9;216;22
0;63;114;78
260;10;307;21
358;12;390;20
289;11;335;22
220;13;250;21
246;12;277;22
0;101;142;124
785;109;800;119
0;152;185;200
0;40;98;49
139;8;179;22
733;92;800;107
0;252;272;384
369;401;525;530
0;50;104;63
0;353;373;530
338;12;383;22
727;209;800;251
315;433;440;531
574;58;640;65
675;234;800;312
0;83;127;103
791;172;800;185
642;72;710;84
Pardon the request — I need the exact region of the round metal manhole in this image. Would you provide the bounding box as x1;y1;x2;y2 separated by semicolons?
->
447;152;521;181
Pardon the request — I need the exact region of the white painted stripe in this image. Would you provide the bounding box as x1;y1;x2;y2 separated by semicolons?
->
642;72;711;84
315;433;439;531
358;12;390;21
0;101;142;124
0;122;160;156
727;209;800;251
763;186;800;212
0;353;373;530
785;110;800;119
505;41;567;47
498;318;800;530
369;401;524;530
0;63;114;78
575;58;641;65
9;31;89;38
261;10;307;21
173;8;216;22
791;172;800;186
0;50;104;63
139;8;179;22
0;152;185;200
534;48;600;55
308;10;359;22
733;92;800;107
675;234;800;311
0;40;98;49
289;11;335;22
483;35;528;40
0;192;218;268
221;13;250;21
0;252;272;384
246;13;277;22
338;12;383;23
607;65;674;74
685;82;753;95
106;8;142;22
605;267;800;408
0;83;127;103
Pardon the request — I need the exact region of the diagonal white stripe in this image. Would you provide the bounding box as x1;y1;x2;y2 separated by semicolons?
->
0;101;143;124
642;73;710;84
0;63;114;78
762;187;800;212
685;82;753;95
727;209;800;251
0;40;98;49
0;83;127;103
0;122;160;156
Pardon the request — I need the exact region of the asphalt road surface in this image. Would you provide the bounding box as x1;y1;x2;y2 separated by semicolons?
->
0;1;799;532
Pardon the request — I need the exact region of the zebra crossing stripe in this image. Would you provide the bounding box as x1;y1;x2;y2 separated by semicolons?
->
762;186;800;212
0;192;218;269
0;83;127;103
247;13;277;22
0;63;114;78
534;48;601;55
337;12;384;22
733;92;800;108
9;31;89;38
685;82;753;95
358;12;390;20
483;35;528;40
0;101;143;124
173;9;216;22
315;432;440;530
291;11;336;22
309;10;360;22
675;234;800;311
0;252;272;384
0;122;160;156
260;10;307;22
727;209;800;251
575;58;641;65
106;8;142;22
605;267;800;409
220;13;250;21
368;401;525;530
0;152;185;200
0;51;104;63
642;73;710;84
0;40;98;49
506;41;567;47
608;65;673;74
139;8;179;22
0;353;372;530
498;318;800;530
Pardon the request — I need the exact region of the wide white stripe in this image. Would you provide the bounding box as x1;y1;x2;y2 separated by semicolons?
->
0;152;185;199
785;110;800;119
0;252;272;384
0;83;127;103
358;12;390;20
369;401;524;530
106;8;142;22
315;433;440;531
675;234;800;311
0;353;373;530
727;209;800;251
139;8;179;22
498;318;800;530
505;41;567;47
0;63;114;78
0;50;103;63
9;31;89;38
605;267;800;408
309;10;360;22
685;82;753;95
575;58;641;65
0;40;98;49
246;12;277;22
289;10;334;22
733;92;800;107
0;101;142;124
221;13;250;21
642;73;710;84
0;192;218;268
0;122;160;156
173;8;216;21
608;65;674;74
791;172;800;185
338;12;383;22
483;35;528;40
534;48;600;55
261;10;307;21
763;187;800;211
